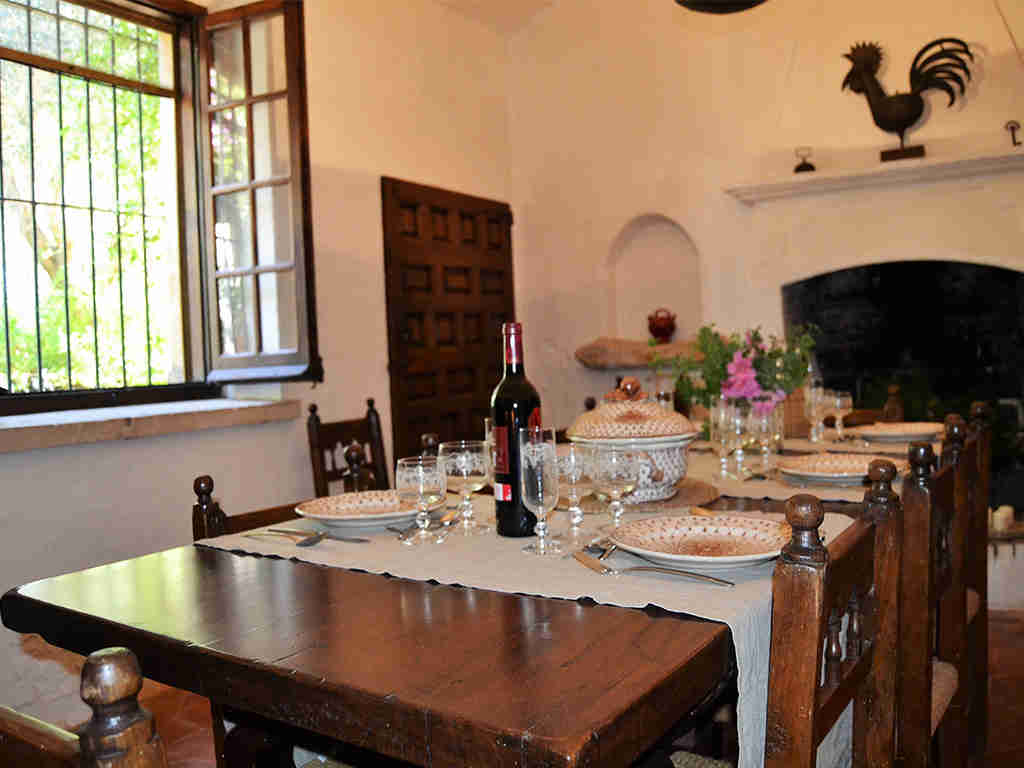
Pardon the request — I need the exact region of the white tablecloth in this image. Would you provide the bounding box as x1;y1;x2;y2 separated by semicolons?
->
198;498;854;768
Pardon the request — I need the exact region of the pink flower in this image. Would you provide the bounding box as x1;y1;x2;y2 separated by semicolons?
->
722;351;763;402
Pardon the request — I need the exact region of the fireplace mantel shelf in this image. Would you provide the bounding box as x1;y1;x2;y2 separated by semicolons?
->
725;148;1024;205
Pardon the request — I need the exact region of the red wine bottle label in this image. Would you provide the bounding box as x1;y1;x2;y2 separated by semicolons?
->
494;482;512;501
493;425;509;474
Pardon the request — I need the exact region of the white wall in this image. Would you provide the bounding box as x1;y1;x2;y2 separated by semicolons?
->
506;0;1024;430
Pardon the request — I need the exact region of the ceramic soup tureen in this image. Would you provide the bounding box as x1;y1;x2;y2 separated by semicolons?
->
566;377;698;503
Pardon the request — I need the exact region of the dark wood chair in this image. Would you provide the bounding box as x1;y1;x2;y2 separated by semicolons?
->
307;399;389;496
763;470;901;768
192;474;301;540
673;463;902;768
899;442;968;768
192;475;362;768
0;647;167;768
950;405;992;759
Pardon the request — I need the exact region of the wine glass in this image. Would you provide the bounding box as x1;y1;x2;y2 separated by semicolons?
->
557;444;593;539
592;446;640;528
709;396;737;479
833;390;854;440
518;427;560;555
438;440;491;536
821;389;836;441
395;456;446;546
805;384;824;442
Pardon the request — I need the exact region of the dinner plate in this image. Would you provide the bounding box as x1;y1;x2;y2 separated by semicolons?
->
777;453;906;487
846;422;944;443
295;490;442;530
610;515;790;571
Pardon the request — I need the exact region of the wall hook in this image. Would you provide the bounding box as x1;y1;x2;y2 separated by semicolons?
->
1006;120;1021;147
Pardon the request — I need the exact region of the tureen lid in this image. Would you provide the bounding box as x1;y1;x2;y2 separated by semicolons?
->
567;377;695;439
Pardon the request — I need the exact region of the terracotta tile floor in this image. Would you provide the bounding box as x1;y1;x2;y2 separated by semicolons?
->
17;610;1024;767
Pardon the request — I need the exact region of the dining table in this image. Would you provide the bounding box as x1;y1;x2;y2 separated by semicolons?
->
0;433;897;768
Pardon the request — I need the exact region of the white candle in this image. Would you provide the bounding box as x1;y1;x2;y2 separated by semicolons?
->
993;505;1014;532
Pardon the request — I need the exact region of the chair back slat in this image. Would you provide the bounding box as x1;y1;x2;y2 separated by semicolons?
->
307;399;389;495
0;648;167;768
966;402;992;754
900;438;969;768
765;470;900;768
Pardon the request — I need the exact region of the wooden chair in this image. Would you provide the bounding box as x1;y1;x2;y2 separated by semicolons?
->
192;475;363;768
307;399;389;496
899;442;968;768
0;647;168;768
673;462;902;768
192;474;300;539
763;469;901;768
949;405;992;759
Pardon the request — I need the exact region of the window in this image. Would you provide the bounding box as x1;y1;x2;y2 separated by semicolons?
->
0;0;320;414
202;1;319;382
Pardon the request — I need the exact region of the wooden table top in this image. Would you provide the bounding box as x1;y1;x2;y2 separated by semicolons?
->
1;544;732;768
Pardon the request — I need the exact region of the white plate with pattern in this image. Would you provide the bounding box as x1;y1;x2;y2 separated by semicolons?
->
777;453;906;487
296;490;442;531
610;515;790;571
846;422;943;443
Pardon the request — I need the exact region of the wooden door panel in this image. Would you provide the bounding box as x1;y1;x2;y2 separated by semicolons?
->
383;178;514;461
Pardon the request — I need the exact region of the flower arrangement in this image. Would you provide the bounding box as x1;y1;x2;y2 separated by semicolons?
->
652;324;816;415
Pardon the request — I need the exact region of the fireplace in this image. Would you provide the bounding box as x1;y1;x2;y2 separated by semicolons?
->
782;260;1024;506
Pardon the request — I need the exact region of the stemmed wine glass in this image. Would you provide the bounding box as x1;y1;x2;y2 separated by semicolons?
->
592;446;640;528
805;384;825;442
709;396;737;479
833;390;854;441
395;456;446;546
518;427;561;555
438;440;491;535
557;444;593;541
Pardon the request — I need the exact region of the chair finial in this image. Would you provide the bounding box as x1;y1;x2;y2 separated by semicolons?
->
908;441;935;488
865;459;900;521
194;475;213;499
782;494;827;565
79;648;166;766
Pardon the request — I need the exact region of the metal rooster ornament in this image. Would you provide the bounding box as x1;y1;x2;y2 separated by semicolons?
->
841;38;973;162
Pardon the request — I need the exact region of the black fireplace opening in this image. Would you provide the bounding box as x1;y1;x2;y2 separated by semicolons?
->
783;260;1024;507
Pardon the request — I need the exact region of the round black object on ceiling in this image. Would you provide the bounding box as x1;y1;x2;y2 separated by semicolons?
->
675;0;767;12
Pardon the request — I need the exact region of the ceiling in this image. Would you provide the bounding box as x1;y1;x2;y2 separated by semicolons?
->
433;0;555;34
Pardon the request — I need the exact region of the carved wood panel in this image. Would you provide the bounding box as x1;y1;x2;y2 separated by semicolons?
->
382;178;515;461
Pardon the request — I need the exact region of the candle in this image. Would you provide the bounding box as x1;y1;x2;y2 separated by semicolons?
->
993;505;1014;532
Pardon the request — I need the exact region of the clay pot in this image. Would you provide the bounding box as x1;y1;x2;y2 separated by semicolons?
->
647;308;677;344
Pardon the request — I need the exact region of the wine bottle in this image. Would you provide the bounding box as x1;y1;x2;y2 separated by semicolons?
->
490;322;541;537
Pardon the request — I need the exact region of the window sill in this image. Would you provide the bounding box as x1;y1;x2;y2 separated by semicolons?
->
0;398;302;454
